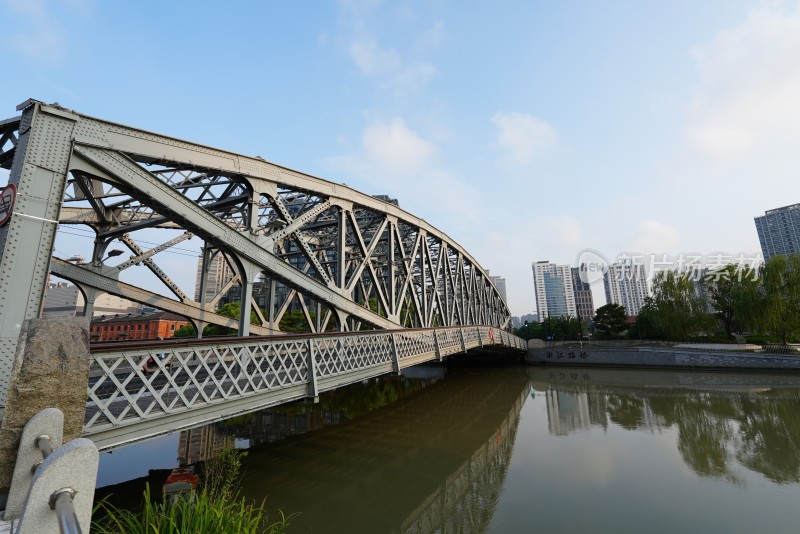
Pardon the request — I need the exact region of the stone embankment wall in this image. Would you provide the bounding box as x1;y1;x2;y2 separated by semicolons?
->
527;342;800;371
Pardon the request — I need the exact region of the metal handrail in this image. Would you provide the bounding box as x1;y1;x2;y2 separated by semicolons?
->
50;489;82;534
34;435;83;534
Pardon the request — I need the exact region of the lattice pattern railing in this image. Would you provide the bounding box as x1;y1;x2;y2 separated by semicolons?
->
84;327;526;438
314;334;394;378
395;331;437;360
437;329;464;356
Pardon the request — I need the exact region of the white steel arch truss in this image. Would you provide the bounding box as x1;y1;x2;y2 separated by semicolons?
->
0;100;511;396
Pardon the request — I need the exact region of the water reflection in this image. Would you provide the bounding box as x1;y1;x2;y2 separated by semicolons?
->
177;366;447;464
237;366;531;533
532;366;800;484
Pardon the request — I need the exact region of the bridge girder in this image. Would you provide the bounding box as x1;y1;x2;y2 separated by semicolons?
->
0;99;511;403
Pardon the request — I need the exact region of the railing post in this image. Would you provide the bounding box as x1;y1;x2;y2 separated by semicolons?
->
307;339;319;400
477;327;483;347
459;328;467;353
390;333;401;374
433;330;442;362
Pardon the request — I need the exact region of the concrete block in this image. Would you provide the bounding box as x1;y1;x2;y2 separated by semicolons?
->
0;318;90;495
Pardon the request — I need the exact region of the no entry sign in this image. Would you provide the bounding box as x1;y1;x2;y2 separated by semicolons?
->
0;184;17;227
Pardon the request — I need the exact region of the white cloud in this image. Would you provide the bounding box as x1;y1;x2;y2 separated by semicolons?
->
383;62;438;97
629;220;680;254
349;39;438;97
362;118;436;173
4;0;69;63
415;21;445;52
688;1;800;163
492;112;557;165
349;40;402;77
326;118;487;245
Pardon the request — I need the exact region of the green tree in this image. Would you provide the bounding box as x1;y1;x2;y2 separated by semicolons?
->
171;302;262;338
702;264;759;339
649;270;715;341
514;321;545;341
279;309;312;333
752;254;800;345
630;297;661;340
593;303;628;338
541;316;585;341
173;323;197;338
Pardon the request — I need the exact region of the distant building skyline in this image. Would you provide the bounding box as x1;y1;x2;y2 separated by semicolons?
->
195;252;237;305
603;261;649;316
571;265;595;321
488;274;508;305
43;281;141;318
532;261;577;320
755;203;800;261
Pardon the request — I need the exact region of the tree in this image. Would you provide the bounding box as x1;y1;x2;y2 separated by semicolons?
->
171;302;262;338
702;264;759;339
631;297;660;339
593;303;628;338
753;254;800;345
514;321;545;341
648;270;715;341
280;309;313;333
173;323;197;338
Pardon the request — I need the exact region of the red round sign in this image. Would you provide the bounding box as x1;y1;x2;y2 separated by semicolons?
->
0;184;17;227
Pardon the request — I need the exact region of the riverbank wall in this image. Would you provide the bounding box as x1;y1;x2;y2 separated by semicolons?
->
526;341;800;371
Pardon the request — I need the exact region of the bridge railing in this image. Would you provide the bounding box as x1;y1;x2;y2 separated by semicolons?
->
84;326;525;449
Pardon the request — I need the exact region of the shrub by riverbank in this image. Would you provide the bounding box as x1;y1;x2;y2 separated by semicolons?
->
92;449;294;534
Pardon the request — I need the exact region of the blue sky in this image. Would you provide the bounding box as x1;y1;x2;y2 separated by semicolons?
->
1;0;798;317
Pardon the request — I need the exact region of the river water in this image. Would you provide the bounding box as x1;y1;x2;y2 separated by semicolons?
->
96;363;800;533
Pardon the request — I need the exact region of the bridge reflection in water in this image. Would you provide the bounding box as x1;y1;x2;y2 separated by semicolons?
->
96;364;800;532
531;366;800;485
176;365;531;533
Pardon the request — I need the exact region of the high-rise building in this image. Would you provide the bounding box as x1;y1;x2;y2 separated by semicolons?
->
532;261;577;319
195;253;237;304
489;275;507;304
603;261;649;316
571;265;595;320
754;203;800;260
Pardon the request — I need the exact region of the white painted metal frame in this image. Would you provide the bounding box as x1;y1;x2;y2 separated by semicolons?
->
0;99;512;404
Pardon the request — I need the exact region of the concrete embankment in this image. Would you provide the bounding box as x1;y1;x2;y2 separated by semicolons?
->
526;342;800;371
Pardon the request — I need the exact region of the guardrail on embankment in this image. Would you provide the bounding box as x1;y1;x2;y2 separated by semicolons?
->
526;339;800;371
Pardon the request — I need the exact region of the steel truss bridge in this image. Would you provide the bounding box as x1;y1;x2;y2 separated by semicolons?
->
0;99;523;446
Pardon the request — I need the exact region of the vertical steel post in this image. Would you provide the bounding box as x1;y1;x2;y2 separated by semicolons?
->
268;277;276;332
196;245;213;338
306;339;318;399
390;333;401;374
0;101;77;405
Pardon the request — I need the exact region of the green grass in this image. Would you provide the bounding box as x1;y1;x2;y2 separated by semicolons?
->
93;449;295;534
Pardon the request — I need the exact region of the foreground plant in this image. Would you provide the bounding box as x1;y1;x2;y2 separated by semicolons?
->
93;449;294;534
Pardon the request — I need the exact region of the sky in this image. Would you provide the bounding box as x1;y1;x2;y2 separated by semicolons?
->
1;0;799;317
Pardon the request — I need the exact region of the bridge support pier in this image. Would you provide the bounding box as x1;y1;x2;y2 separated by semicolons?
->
0;317;91;501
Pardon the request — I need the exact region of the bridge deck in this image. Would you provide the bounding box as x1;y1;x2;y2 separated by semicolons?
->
84;326;525;449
